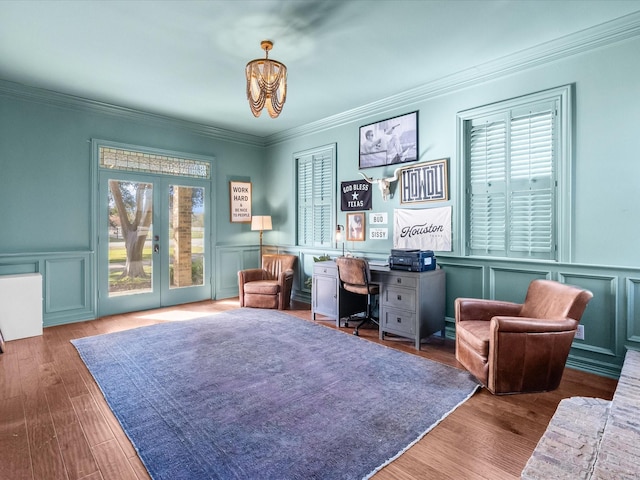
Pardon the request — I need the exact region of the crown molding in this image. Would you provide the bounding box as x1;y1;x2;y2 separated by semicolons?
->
0;79;266;147
265;11;640;147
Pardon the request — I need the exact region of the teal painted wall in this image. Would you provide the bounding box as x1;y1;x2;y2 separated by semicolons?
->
261;34;640;378
0;85;266;322
0;91;266;251
265;36;640;268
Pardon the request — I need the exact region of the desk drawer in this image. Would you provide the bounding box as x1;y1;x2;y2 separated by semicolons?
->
314;263;337;276
382;309;416;335
382;287;416;311
380;272;417;289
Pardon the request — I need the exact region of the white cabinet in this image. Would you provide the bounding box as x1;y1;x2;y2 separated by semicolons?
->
0;273;43;341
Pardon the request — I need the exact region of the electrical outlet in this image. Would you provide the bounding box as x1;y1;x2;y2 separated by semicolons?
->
575;324;585;340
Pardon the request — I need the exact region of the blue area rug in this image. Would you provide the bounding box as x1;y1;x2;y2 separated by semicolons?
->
72;308;479;480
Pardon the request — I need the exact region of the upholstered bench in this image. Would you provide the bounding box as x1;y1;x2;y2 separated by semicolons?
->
521;349;640;479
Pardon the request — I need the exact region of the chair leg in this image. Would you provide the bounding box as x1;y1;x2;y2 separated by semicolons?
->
353;316;379;336
353;293;379;336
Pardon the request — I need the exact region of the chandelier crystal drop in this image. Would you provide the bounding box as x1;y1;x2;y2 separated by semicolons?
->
245;40;287;118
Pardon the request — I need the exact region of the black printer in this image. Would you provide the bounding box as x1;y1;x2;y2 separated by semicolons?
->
389;249;436;272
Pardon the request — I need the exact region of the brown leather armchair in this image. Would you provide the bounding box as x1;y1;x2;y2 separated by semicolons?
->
455;279;593;395
238;254;297;310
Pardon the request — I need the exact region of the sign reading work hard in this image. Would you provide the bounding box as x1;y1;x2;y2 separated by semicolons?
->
229;181;252;223
394;207;452;251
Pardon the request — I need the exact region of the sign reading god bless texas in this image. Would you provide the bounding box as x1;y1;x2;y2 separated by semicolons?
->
394;206;452;251
341;179;372;211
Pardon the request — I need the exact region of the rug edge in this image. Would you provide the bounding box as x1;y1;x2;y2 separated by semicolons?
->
70;340;157;480
363;383;481;479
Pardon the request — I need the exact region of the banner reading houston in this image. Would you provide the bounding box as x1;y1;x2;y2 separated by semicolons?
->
394;206;452;251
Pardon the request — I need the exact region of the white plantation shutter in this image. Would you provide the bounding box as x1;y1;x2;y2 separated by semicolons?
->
468;116;507;255
465;98;559;260
509;106;554;255
296;146;335;247
297;157;313;245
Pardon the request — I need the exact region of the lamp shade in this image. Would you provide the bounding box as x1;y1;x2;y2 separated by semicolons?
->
251;215;272;231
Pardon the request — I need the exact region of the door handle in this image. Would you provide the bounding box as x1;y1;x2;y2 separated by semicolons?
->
154;244;160;253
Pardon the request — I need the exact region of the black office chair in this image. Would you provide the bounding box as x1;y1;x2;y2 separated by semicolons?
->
336;256;379;336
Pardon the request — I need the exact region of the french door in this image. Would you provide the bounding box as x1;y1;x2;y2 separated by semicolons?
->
98;172;211;316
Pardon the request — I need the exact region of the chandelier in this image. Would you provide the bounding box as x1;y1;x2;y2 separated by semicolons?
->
245;40;287;118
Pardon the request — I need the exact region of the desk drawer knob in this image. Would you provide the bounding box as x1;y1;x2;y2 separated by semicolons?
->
397;294;402;301
397;317;402;323
396;278;402;284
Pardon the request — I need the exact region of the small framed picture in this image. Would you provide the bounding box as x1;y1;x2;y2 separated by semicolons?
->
359;111;418;169
346;212;365;241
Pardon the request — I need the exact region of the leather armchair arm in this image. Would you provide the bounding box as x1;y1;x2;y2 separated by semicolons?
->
491;316;579;333
488;316;579;394
455;298;522;323
277;269;295;310
277;268;294;285
239;268;266;284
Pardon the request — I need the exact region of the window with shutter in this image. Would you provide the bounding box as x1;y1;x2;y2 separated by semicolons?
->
459;86;572;261
296;145;336;247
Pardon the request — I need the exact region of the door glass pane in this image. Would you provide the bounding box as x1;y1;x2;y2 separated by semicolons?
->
108;180;154;296
169;185;205;289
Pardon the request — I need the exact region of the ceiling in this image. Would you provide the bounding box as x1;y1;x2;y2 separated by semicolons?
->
1;0;639;138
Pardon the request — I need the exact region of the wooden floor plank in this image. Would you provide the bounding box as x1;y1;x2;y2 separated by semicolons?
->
23;388;68;480
0;351;23;400
56;421;99;480
0;395;32;480
91;439;138;480
70;394;114;447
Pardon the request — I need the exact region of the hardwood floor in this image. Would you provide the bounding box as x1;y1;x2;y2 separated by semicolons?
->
0;299;617;480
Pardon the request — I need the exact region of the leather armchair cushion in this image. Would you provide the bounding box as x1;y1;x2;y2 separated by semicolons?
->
243;280;281;295
456;321;490;356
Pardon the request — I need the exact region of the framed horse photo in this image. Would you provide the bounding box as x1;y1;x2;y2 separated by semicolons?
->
359;111;418;169
346;212;365;241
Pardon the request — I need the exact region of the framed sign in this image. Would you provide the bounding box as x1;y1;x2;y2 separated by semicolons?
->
369;227;388;240
341;179;372;211
229;181;251;223
359;111;418;169
400;158;449;204
369;212;388;225
346;212;365;241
